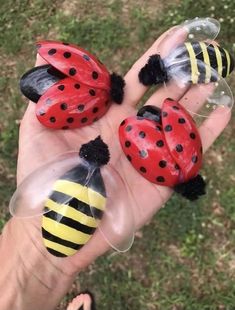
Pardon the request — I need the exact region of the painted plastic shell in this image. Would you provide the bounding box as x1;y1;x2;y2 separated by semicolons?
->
20;41;125;129
119;98;203;187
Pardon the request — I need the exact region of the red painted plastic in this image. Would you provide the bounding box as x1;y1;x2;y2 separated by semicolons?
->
36;41;111;129
119;98;203;187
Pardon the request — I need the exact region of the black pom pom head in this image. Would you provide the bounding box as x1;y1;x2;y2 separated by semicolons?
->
174;174;206;201
110;73;125;104
138;54;168;86
79;136;110;167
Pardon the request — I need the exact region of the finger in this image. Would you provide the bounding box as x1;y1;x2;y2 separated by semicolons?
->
179;83;215;113
144;81;189;108
124;26;188;107
199;106;231;152
144;81;215;117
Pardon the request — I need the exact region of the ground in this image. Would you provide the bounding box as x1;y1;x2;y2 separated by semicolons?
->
0;0;235;309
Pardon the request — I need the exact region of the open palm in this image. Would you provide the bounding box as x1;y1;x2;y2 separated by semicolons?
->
15;26;231;277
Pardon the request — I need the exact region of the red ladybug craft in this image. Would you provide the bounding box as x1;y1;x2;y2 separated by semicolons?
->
119;98;206;201
20;40;125;129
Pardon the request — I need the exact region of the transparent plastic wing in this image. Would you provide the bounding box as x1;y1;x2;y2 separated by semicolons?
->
179;67;234;118
88;165;135;252
160;17;220;61
183;17;220;43
9;152;88;217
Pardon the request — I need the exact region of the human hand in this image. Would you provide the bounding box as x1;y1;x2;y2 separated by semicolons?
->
2;26;231;310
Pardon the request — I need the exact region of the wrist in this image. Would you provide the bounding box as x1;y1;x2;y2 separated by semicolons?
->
0;217;75;310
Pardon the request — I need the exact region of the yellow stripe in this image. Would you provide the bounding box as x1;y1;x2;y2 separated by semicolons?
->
224;48;231;77
185;43;199;84
42;216;91;244
43;238;77;256
199;42;211;83
213;44;223;76
45;198;98;228
53;179;106;211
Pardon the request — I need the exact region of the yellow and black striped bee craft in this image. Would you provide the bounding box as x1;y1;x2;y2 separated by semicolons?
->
139;41;234;86
139;17;234;88
42;136;110;257
138;18;234;118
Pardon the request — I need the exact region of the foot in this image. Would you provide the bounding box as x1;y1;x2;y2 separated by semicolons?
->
66;293;92;310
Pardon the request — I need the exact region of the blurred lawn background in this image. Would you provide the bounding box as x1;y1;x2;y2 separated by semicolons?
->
0;0;235;309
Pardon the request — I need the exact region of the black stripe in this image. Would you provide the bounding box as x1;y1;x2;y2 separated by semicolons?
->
218;46;227;77
49;191;104;220
229;51;234;74
62;165;106;197
46;248;68;257
42;227;84;250
44;210;97;235
206;44;219;81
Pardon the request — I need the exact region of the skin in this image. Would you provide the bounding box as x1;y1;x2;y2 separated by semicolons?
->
67;293;92;310
0;26;231;310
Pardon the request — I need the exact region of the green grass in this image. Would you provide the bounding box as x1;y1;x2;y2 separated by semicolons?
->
0;0;235;309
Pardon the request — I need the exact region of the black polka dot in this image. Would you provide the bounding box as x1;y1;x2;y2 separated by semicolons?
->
74;83;80;89
93;117;98;122
50;116;56;123
178;118;185;124
48;48;56;55
200;147;203;154
159;160;167;168
60;103;67;110
192;155;198;163
89;89;96;96
139;131;146;138
93;107;99;113
39;109;45;116
46;98;52;105
78;104;85;111
166;98;174;101
126;125;132;132
83;54;90;61
127;155;132;162
190;132;196;139
139;150;147;158
156;125;162;131
62;126;69;130
81;117;88;123
67;117;74;123
165;125;172;132
175;164;180;170
162;111;168;117
140;167;147;173
156;176;165;182
176;144;183;152
125;141;131;147
62;42;69;45
156;140;164;147
58;85;65;91
92;71;99;79
120;120;125;126
69;68;76;76
63;52;71;58
172;105;179;110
